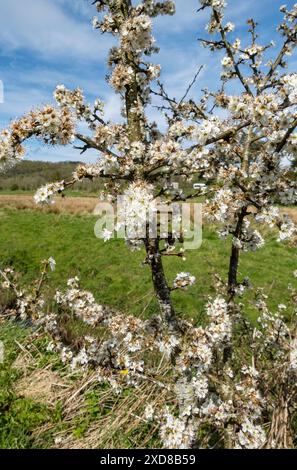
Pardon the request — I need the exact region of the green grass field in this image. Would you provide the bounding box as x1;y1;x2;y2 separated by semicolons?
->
0;207;296;321
0;207;296;449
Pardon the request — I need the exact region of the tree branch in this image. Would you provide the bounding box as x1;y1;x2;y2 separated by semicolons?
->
75;133;120;159
213;8;253;96
275;118;297;153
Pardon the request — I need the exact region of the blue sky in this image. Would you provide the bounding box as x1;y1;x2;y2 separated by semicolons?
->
0;0;296;163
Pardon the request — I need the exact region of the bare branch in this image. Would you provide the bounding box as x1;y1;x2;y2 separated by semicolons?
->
75;133;120;159
179;65;204;105
275;118;297;153
213;8;253;96
260;30;297;93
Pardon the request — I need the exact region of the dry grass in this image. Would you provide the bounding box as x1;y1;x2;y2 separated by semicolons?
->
281;207;297;223
0;195;98;215
12;339;72;407
24;366;168;449
52;379;167;449
15;368;70;406
0;195;296;222
11;334;169;449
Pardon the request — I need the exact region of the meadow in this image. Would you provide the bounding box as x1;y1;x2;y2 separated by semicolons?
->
0;203;296;320
0;196;296;449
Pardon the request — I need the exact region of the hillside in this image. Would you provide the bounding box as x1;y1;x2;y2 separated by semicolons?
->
0;160;198;195
0;161;104;193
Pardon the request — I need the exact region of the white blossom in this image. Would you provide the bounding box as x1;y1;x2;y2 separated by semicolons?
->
236;419;266;449
48;257;56;272
173;272;196;290
34;181;65;205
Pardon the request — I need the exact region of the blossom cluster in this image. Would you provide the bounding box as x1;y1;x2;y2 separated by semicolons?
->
1;260;297;449
173;273;196;290
34;181;65;205
0;106;75;171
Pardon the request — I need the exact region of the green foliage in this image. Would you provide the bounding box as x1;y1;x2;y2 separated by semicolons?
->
0;397;50;449
0;323;50;449
72;390;104;439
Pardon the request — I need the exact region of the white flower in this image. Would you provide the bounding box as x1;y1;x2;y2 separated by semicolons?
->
147;64;161;80
221;56;233;68
61;347;73;364
173;272;196;290
282;74;297;104
206;297;232;343
232;38;241;50
236;419;266;449
110;64;135;92
200;398;232;425
290;339;297;370
200;0;226;10
144;404;155;421
102;228;113;242
244;230;265;252
34;181;65;205
232;237;242;249
117;181;156;243
206;188;236;223
66;277;80;288
175;374;209;415
120;15;153;54
159;407;197;449
225;22;235;32
54;436;63;445
278;304;287;310
157;335;180;358
71;348;89;370
92;16;100;29
277;218;296;242
255;206;280;228
193;118;222;145
46;342;56;353
48;257;56;272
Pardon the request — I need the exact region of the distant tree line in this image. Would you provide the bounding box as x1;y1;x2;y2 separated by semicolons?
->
0;160;105;193
0;160;199;195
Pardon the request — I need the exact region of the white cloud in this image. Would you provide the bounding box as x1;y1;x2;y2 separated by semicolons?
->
27;141;99;163
0;0;113;62
0;65;110;124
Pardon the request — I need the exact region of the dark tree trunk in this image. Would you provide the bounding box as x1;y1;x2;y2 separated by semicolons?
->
121;0;177;330
145;237;178;330
228;207;247;299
